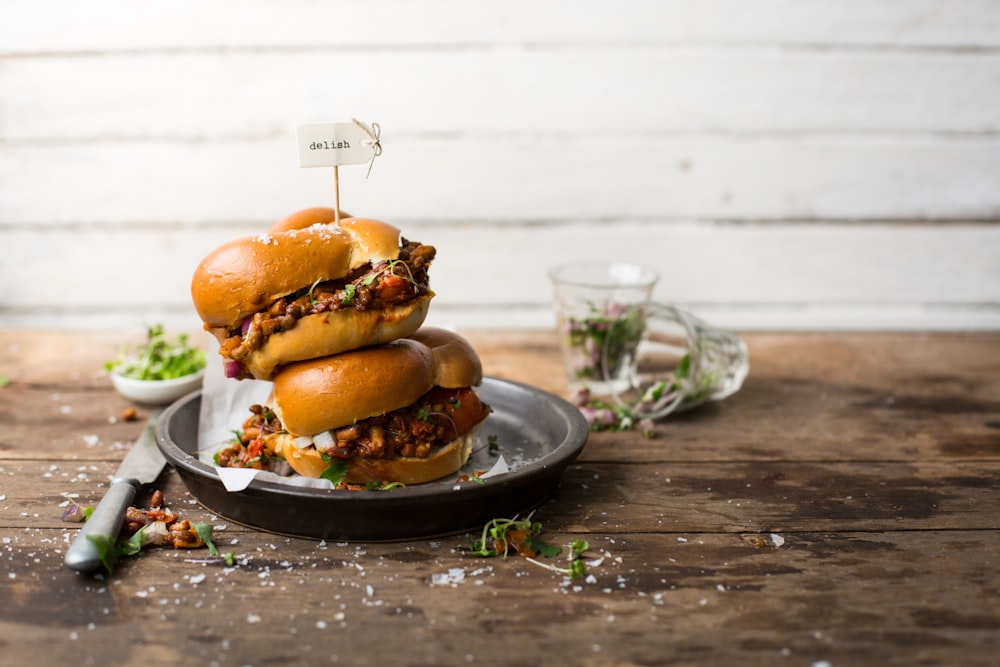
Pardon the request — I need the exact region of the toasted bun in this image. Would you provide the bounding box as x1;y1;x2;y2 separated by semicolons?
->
272;338;436;435
238;294;433;380
268;207;351;233
266;328;487;484
273;424;481;485
408;327;483;389
191;215;401;330
272;328;482;435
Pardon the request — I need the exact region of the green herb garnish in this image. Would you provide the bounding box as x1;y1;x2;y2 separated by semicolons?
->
341;283;357;306
86;521;220;575
194;523;219;556
362;258;417;287
104;324;206;381
320;458;350;486
470;513;591;580
308;278;323;305
87;534;120;574
365;481;405;491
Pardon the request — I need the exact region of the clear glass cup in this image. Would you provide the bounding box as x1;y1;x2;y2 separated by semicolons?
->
549;261;659;397
601;302;749;420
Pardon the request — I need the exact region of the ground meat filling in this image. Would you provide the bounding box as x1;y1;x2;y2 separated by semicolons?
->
218;387;489;473
214;404;285;471
218;239;435;367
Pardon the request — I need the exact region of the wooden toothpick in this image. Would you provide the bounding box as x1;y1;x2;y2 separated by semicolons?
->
333;165;341;224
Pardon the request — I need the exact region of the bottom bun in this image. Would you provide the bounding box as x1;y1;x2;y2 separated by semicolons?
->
275;422;480;486
240;295;433;380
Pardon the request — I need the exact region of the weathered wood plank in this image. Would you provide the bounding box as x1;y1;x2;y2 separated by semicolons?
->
3;3;998;336
2;528;997;666
2;332;998;463
2;331;999;666
3;139;999;224
7;222;999;305
3;456;998;533
5;51;999;138
3;0;999;52
2;220;999;332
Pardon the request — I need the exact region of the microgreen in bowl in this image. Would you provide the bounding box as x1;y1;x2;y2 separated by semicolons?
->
105;324;206;381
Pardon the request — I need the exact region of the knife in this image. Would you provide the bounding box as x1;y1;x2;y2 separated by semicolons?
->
64;409;167;572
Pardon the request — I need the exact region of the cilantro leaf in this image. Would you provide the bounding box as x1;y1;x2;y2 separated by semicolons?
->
86;534;120;574
524;535;561;558
320;459;349;486
194;523;218;556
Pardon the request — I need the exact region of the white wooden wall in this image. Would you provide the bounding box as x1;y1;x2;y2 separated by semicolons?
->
2;0;998;333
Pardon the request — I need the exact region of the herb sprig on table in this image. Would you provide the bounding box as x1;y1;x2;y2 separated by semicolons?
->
573;351;709;436
470;513;591;579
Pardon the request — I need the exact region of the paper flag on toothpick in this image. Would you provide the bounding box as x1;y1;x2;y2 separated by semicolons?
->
296;119;382;168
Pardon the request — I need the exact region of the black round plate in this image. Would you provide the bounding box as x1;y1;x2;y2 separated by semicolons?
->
154;377;589;540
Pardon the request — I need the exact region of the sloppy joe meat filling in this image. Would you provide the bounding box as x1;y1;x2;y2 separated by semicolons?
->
218;239;435;366
215;386;489;471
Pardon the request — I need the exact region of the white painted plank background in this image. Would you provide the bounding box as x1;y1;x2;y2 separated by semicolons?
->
1;1;998;332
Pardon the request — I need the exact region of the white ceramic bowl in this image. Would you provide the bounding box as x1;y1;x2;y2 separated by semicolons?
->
110;369;205;405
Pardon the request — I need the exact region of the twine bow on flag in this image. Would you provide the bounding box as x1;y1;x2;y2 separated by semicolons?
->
352;118;382;178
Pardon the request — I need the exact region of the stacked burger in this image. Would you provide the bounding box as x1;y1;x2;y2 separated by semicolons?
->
191;207;490;487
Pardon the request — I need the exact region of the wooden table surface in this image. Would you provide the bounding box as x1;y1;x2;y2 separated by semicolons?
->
1;330;998;666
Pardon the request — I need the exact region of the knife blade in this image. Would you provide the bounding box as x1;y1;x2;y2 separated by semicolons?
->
64;409;167;572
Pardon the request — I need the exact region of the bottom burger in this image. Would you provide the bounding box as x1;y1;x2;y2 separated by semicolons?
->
215;328;492;487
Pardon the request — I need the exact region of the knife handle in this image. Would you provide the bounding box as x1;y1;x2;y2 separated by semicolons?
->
64;479;138;573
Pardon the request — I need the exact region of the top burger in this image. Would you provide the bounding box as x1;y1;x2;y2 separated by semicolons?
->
191;207;435;380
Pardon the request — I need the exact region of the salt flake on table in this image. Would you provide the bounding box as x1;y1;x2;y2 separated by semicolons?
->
771;533;785;548
431;568;466;586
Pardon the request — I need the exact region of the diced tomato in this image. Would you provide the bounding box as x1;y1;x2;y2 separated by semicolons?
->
375;272;414;303
247;438;265;460
437;387;488;436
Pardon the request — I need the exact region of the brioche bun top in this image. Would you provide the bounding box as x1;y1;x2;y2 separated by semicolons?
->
268;207;351;233
191;212;401;329
271;328;484;436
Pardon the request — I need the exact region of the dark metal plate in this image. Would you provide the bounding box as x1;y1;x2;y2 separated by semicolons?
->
155;377;589;540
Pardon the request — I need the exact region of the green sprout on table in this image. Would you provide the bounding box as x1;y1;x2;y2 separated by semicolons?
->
576;375;674;436
104;323;206;381
470;513;591;580
575;349;724;436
